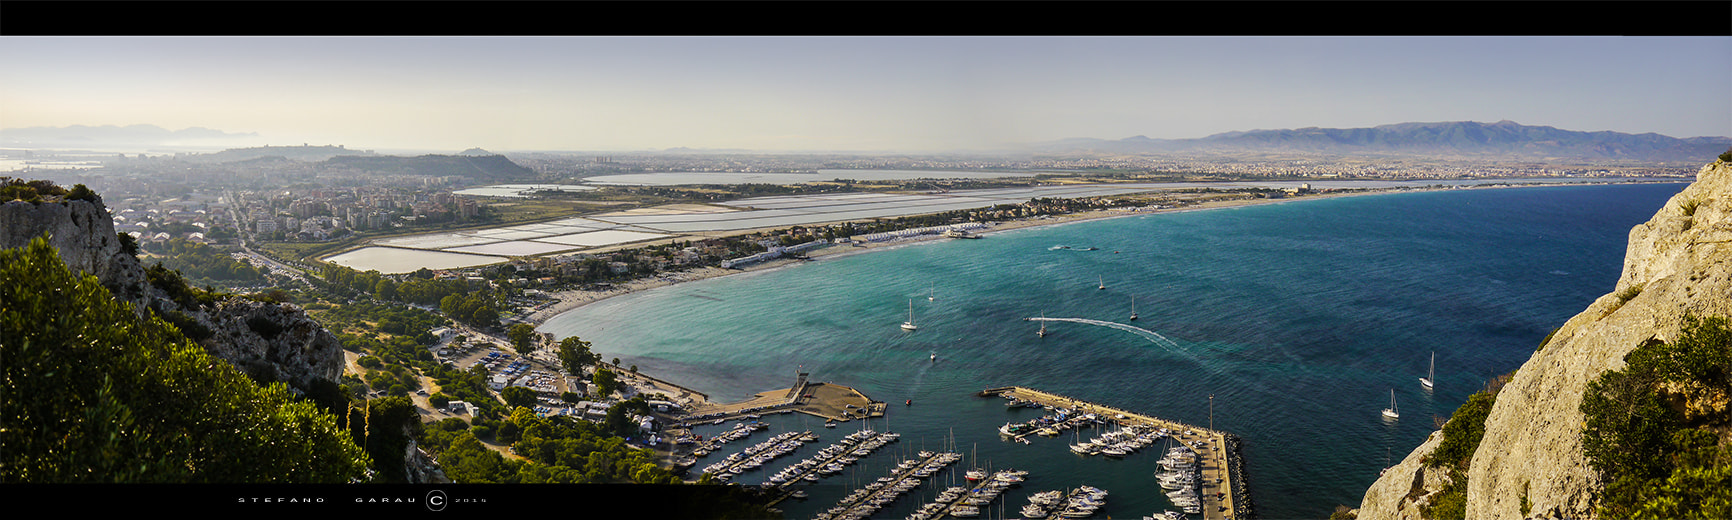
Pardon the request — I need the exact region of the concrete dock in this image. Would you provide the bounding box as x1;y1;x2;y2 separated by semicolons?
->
682;381;882;424
981;386;1250;520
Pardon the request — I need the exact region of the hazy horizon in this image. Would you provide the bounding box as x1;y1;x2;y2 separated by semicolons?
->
3;36;1728;154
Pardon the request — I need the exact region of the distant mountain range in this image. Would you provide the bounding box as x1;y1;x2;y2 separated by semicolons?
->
181;144;374;163
1039;121;1732;163
0;124;258;147
167;145;534;182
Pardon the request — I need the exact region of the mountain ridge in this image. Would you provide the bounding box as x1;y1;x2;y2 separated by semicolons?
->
1038;121;1732;163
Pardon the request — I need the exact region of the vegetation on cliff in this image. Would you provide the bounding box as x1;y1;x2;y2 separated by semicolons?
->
0;177;97;204
1580;315;1732;519
1415;371;1513;520
0;236;372;482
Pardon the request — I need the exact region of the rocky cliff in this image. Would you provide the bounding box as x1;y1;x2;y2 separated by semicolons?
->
1356;158;1732;518
0;192;343;395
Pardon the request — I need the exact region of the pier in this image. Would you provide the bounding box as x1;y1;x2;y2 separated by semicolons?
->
813;449;963;520
681;380;883;424
980;386;1250;520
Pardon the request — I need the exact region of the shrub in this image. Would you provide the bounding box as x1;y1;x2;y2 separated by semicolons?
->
1581;316;1732;518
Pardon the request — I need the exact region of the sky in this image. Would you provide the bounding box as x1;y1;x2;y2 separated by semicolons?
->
2;36;1728;153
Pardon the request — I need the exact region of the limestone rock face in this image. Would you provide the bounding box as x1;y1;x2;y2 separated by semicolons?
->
0;196;149;308
1467;159;1732;520
0;191;344;395
1356;159;1732;519
1355;429;1451;520
196;297;345;393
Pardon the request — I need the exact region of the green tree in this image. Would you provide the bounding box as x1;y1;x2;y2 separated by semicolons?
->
593;367;620;399
501;386;539;411
1;236;371;483
1581;316;1732;519
470;305;499;329
507;323;537;355
557;336;600;375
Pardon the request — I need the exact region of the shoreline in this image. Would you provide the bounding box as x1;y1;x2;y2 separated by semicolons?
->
523;185;1398;325
523;179;1680;405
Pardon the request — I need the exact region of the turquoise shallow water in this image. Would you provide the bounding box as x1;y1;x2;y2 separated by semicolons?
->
539;182;1688;519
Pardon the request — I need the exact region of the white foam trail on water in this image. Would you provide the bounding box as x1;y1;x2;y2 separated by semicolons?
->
1030;317;1340;411
1028;316;1243;380
1028;317;1186;352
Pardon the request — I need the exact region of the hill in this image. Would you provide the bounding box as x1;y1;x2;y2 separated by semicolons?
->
1040;121;1732;163
0;124;258;147
185;144;374;163
0;185;373;483
318;153;536;182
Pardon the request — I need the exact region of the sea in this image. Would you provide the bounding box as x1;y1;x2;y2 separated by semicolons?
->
537;182;1690;519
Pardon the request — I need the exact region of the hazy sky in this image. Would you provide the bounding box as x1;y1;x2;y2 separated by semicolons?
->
3;36;1728;153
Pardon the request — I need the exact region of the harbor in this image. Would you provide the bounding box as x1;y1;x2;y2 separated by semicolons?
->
980;386;1250;520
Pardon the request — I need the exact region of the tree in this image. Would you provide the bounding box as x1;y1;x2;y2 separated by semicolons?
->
470;306;499;329
593;367;620;399
508;323;537;355
1;236;370;483
557;336;600;375
501;386;538;411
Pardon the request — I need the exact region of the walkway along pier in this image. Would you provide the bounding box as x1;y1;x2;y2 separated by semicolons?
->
979;386;1254;520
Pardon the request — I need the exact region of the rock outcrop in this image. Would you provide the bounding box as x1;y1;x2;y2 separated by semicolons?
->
0;191;344;396
1355;429;1452;519
1356;158;1732;518
0;196;149;308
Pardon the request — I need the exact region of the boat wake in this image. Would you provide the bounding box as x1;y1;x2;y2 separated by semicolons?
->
1028;316;1330;409
1029;316;1183;349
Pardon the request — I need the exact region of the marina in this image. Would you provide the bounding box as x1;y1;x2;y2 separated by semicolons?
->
763;428;903;492
812;448;960;520
905;468;1030;519
980;386;1247;520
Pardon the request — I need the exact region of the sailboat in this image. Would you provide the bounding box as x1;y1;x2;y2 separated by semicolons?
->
1037;311;1048;337
1419;351;1435;389
929;283;936;302
901;300;918;331
1382;389;1400;419
1129;296;1138;321
1098;275;1105;290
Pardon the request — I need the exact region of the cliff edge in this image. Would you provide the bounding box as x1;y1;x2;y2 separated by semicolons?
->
1356;158;1732;519
0;191;343;395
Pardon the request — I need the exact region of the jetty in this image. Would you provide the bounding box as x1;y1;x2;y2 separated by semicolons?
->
812;448;963;520
980;386;1251;520
679;373;884;425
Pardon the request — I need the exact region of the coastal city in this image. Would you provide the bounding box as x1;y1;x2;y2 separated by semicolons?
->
2;139;1709;518
5;28;1728;520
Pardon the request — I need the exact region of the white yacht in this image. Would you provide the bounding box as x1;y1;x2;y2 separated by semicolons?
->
1419;351;1435;389
1382;389;1400;419
901;299;918;331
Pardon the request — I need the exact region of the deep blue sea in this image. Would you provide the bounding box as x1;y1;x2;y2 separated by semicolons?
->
538;182;1688;519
